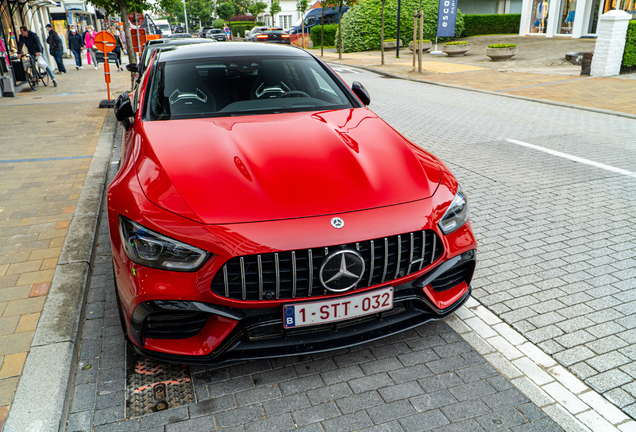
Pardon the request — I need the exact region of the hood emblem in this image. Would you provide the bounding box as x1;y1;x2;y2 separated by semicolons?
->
331;217;344;229
319;249;365;292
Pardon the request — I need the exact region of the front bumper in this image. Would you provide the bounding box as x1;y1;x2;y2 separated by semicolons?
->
124;250;476;364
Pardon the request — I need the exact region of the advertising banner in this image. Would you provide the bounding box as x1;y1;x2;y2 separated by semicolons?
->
436;0;458;37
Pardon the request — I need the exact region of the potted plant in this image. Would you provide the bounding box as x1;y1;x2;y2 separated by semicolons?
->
408;40;432;53
486;43;518;61
382;38;402;51
443;41;470;57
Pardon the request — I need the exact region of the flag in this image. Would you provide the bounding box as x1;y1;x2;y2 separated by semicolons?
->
436;0;458;37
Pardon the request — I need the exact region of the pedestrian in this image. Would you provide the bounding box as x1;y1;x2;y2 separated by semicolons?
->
68;25;84;69
224;23;231;41
110;27;124;71
16;26;57;86
45;24;66;75
118;25;127;55
85;25;99;69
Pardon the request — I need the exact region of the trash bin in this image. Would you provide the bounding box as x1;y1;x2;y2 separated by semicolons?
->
11;57;26;82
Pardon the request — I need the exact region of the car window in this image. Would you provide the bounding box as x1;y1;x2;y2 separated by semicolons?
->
148;56;353;120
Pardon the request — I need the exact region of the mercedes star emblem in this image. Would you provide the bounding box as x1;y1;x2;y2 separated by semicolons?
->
319;249;365;292
331;217;344;229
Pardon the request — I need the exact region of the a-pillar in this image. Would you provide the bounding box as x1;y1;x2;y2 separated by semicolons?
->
590;10;631;77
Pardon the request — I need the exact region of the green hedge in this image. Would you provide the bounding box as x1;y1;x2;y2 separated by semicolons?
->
229;21;255;37
622;21;636;72
310;24;338;47
340;0;464;52
462;14;520;37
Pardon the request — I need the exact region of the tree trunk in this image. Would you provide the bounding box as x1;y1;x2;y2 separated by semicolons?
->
301;19;305;48
337;2;343;59
321;7;325;56
119;1;136;66
381;1;385;65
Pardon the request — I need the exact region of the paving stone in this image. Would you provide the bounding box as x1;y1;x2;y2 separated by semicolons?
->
586;351;631;373
188;394;236;417
448;380;497;402
349;373;394;394
215;405;264;428
586;369;633;393
244;413;295;432
410;389;458;413
306;382;352;405
292;401;340;426
398;410;450;432
475;406;527;431
440;399;491;422
322;410;374;432
367;399;417;424
335;390;385;414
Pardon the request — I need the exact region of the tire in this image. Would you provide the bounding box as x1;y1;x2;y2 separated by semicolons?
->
25;65;39;91
39;69;49;87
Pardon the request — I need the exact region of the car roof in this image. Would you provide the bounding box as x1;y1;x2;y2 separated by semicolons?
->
157;42;309;62
155;38;212;46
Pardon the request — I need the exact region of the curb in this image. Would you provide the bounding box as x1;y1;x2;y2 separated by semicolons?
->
445;298;636;432
329;62;636;121
3;113;117;432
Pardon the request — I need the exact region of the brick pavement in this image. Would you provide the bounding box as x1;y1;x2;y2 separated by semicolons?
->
0;58;130;430
314;35;636;117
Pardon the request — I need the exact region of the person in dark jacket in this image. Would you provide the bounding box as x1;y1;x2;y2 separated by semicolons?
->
45;24;66;74
67;25;84;69
17;26;57;86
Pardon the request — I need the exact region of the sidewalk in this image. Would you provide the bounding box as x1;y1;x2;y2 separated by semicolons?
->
0;57;131;430
310;35;636;116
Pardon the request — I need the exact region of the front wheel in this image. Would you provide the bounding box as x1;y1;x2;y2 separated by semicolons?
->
25;65;39;91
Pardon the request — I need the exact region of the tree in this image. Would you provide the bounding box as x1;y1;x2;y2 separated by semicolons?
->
319;0;335;56
216;1;236;20
248;1;268;19
296;0;309;46
88;0;180;67
381;0;385;64
269;0;281;26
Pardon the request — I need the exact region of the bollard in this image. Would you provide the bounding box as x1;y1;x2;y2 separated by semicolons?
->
580;52;593;75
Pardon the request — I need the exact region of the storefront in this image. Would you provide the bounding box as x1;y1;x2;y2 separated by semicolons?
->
519;0;635;37
0;0;55;96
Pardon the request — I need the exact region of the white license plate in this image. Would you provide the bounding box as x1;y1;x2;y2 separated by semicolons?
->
282;287;394;328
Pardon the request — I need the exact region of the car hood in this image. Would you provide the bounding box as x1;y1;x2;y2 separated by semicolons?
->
136;109;442;224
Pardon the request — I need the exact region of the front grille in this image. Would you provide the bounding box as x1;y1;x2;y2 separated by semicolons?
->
211;230;443;301
430;259;475;292
144;311;209;340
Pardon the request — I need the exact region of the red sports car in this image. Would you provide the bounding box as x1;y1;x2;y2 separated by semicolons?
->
110;42;477;364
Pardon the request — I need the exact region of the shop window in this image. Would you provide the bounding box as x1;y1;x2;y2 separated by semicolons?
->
559;0;577;33
530;0;549;33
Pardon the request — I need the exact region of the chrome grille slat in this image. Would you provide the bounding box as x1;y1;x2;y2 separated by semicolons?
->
368;240;375;286
275;253;280;300
381;238;389;283
240;257;246;301
223;265;229;297
211;230;443;301
308;249;313;297
291;251;297;299
407;233;414;275
257;255;263;300
394;235;402;280
419;230;426;271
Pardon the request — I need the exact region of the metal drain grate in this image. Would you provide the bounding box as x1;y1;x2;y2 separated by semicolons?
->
125;346;195;417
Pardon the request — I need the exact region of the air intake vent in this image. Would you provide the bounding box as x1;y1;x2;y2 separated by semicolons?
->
144;311;208;340
211;230;443;301
430;259;475;292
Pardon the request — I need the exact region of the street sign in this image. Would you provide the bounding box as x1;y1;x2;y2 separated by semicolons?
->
94;31;116;101
130;28;146;53
127;12;144;27
94;31;116;53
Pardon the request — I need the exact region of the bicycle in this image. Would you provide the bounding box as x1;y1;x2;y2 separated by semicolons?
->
22;54;50;91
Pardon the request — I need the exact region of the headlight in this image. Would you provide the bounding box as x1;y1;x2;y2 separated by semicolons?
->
438;188;469;235
119;216;209;272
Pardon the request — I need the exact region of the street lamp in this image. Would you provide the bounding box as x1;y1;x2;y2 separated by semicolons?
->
184;0;189;33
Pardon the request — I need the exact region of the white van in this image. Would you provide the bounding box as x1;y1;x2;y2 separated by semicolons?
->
155;19;172;36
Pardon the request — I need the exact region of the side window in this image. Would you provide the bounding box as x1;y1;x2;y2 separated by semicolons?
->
310;68;337;96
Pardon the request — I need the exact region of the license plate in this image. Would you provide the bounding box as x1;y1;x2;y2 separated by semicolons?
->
282;287;393;328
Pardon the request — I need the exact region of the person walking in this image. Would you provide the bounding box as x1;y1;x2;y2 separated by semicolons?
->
109;27;124;71
17;26;57;86
85;25;99;69
45;24;66;74
224;23;231;41
68;25;84;69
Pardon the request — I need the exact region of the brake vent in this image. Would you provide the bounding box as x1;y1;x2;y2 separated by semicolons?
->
430;260;475;292
144;311;208;340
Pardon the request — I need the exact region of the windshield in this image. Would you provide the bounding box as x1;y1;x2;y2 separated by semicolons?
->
157;24;171;31
148;56;353;120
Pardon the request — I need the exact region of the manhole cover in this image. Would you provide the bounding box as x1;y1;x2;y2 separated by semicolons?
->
125;346;195;417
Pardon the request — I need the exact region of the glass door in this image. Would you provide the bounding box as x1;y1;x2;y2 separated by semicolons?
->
530;0;550;33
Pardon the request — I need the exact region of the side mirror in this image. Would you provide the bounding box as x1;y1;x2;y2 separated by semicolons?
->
114;92;134;130
351;81;370;106
126;63;138;73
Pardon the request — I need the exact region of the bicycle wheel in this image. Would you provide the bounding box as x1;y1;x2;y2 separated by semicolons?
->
39;68;49;87
25;65;39;91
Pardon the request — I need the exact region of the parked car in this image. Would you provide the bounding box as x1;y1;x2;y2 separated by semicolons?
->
254;30;291;44
198;26;214;38
206;28;228;41
288;7;349;44
244;26;283;41
163;33;193;39
129;38;215;81
154;19;172;37
112;42;477;364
